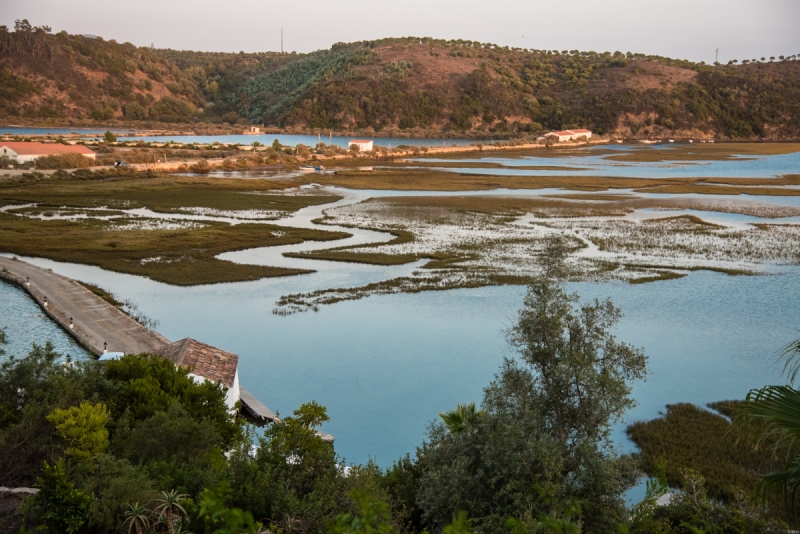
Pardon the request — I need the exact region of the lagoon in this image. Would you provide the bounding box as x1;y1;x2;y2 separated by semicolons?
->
2;253;797;473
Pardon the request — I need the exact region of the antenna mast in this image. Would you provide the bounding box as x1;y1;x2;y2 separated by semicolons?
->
715;48;719;64
281;27;284;54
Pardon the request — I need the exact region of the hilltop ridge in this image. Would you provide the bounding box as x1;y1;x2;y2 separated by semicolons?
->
2;21;799;139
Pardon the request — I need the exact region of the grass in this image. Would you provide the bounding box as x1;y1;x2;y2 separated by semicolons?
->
604;142;800;162
626;401;798;503
313;168;800;197
636;184;800;196
373;195;632;218
284;229;419;265
0;213;350;285
623;263;756;277
627;270;687;284
375;160;590;172
0;170;341;215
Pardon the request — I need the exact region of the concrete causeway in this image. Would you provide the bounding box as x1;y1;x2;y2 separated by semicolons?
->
0;256;170;356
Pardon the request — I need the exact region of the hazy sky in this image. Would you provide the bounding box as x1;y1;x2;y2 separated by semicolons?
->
2;0;799;63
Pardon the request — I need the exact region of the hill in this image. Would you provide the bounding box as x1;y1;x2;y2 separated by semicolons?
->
2;21;799;139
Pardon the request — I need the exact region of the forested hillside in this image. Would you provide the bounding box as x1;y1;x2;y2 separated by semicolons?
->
2;21;799;139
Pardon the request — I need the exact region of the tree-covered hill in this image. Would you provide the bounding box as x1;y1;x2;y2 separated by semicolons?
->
2;22;799;139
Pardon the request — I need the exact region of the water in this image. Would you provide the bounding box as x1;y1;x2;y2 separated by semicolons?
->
3;253;797;470
1;145;799;502
419;145;800;179
117;133;485;149
0;280;90;362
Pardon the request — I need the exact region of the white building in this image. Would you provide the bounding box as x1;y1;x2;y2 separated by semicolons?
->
0;142;96;164
544;129;592;142
349;139;374;152
153;338;242;411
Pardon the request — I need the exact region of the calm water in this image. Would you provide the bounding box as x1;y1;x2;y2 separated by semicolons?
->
421;145;800;179
117;133;484;148
2;255;798;472
0;280;90;362
1;145;799;502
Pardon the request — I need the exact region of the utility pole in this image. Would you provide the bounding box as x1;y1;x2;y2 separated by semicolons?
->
715;48;719;64
281;27;284;54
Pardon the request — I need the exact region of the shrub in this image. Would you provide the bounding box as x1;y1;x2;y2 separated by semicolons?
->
33;153;94;170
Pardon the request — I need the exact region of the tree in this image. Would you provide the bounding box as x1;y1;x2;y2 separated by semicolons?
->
739;335;800;503
123;502;152;534
104;130;117;142
438;402;481;434
46;401;110;460
124;102;147;120
153;489;189;534
33;458;93;534
415;237;647;532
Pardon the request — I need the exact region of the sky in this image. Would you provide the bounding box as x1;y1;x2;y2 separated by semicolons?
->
2;0;799;64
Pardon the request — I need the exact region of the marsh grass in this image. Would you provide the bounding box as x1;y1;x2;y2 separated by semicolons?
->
374;195;632;218
622;263;756;277
0;173;341;214
627;270;687;284
0;214;349;285
626;401;799;504
320;169;800;197
604;143;800;162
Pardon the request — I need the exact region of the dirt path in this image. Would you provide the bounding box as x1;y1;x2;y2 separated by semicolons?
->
0;256;169;356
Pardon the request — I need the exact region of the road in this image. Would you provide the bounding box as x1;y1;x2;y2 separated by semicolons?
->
0;256;169;356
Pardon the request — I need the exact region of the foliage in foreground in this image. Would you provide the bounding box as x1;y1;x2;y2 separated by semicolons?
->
1;259;798;533
626;401;796;503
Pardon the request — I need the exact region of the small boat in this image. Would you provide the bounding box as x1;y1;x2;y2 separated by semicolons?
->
689;140;694;143
668;139;675;143
299;165;325;172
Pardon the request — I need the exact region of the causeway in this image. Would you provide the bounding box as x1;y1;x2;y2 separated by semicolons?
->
0;255;169;355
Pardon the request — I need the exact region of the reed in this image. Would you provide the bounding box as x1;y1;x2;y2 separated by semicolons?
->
0;213;349;286
627;401;798;503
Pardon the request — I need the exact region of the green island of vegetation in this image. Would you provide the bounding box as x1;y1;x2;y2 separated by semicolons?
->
0;169;348;285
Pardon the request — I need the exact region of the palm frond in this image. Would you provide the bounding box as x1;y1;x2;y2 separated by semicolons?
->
782;338;800;386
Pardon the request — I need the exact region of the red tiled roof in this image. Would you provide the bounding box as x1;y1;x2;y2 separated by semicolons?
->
153;338;238;388
0;142;95;156
349;139;373;143
570;129;592;133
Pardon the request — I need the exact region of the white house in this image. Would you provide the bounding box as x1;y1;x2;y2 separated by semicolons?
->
0;142;96;164
153;337;242;411
349;139;373;152
544;129;592;142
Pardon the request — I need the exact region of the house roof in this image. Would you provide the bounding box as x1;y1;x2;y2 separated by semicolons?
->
0;142;95;156
349;139;373;143
570;129;592;133
153;337;238;388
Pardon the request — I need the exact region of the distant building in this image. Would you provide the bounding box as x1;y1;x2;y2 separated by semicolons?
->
245;126;261;134
349;139;373;152
0;142;96;164
544;129;592;142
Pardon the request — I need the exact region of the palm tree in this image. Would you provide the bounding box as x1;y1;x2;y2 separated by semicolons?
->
438;402;481;434
740;336;800;502
152;490;189;534
124;502;151;534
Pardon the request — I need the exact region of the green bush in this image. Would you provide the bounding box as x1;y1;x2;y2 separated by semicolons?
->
33;153;95;170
